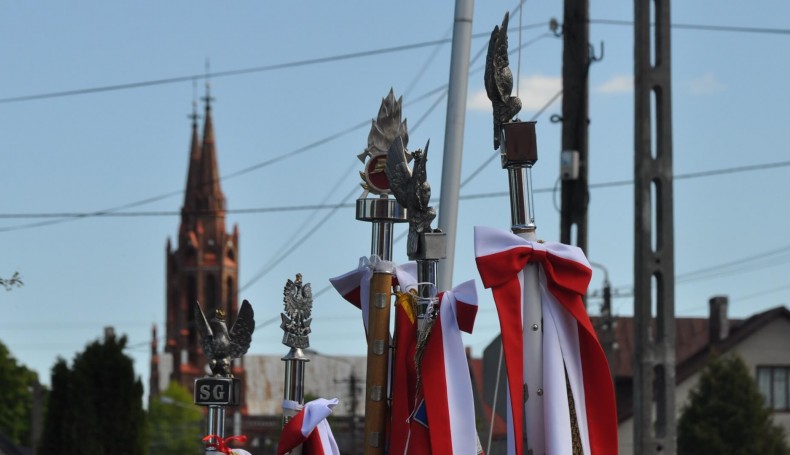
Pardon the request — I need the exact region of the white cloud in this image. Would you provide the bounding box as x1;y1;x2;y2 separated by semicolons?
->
688;72;726;95
595;75;633;94
469;75;562;113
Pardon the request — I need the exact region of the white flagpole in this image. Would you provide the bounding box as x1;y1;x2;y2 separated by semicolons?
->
502;122;544;455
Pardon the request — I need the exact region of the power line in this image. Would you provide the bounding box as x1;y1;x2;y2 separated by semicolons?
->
3;19;784;105
4;159;789;219
0;23;548;105
0;29;556;234
239;185;358;291
238;76;453;292
590;19;790;35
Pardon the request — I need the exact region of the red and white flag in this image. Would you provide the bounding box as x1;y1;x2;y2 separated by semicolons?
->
277;398;340;455
391;278;482;455
474;226;618;455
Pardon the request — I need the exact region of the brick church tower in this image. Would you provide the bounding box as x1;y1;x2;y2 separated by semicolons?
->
150;91;243;407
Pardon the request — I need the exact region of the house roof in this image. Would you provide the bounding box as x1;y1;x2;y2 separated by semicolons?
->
675;306;790;383
611;306;790;422
593;315;743;379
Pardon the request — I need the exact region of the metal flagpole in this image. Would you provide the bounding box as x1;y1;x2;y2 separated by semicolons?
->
437;0;474;291
193;300;255;454
485;13;545;454
280;273;313;455
356;90;409;454
504;120;544;455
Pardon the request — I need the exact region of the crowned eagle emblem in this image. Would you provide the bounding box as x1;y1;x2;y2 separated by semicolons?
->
194;300;255;377
281;274;313;349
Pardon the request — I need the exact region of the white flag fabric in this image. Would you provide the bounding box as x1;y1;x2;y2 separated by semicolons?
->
277;398;340;455
474;226;618;455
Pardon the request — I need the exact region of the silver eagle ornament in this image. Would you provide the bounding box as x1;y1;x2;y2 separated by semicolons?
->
485;11;522;150
385;136;436;259
194;300;255;377
281;273;312;350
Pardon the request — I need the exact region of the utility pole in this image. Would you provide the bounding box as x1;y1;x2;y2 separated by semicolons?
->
633;0;676;453
559;0;590;254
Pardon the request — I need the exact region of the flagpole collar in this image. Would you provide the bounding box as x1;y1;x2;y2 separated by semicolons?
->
356;197;407;223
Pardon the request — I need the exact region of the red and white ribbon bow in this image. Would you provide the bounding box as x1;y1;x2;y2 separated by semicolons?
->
474;226;618;455
329;256;417;331
202;434;248;454
277;398;340;455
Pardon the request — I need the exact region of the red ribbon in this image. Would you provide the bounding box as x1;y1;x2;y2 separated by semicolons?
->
202;434;247;454
474;226;618;455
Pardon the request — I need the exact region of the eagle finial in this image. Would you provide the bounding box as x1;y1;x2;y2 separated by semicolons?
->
485;12;523;149
281;274;313;349
194;300;255;377
385;137;436;259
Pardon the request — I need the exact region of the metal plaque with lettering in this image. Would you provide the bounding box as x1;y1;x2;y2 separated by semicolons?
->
193;377;241;406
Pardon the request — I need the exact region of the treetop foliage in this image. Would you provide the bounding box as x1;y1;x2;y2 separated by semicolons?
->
678;353;790;455
39;332;148;455
0;339;39;447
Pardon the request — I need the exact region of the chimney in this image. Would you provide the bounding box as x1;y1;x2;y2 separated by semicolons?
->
709;295;729;344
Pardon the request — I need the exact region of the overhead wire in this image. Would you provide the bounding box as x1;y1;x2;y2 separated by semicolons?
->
589;19;790;36
0;85;445;233
0;23;559;234
239;29;461;293
1;19;782;105
3;159;790;220
239;158;359;291
0;23;547;105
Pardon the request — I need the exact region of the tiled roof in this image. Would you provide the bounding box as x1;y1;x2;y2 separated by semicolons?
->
594;316;741;378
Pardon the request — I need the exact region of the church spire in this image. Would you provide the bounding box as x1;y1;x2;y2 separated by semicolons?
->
182;95;202;215
198;80;224;213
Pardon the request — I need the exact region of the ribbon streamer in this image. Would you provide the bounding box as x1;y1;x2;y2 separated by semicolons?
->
202;434;248;454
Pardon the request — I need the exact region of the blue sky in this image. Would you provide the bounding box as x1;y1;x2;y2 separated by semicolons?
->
2;1;789;397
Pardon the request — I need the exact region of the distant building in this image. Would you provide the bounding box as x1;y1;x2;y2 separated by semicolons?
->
150;92;243;408
472;297;790;454
147;96;371;454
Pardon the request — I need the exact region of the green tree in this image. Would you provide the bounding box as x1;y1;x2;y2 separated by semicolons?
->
40;358;76;452
148;381;203;454
0;340;38;446
678;354;790;455
39;332;149;454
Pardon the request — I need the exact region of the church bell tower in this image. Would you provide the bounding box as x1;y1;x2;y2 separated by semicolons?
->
158;88;242;399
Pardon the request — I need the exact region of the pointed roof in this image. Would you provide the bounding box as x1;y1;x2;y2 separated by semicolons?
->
182;102;202;212
198;88;225;212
